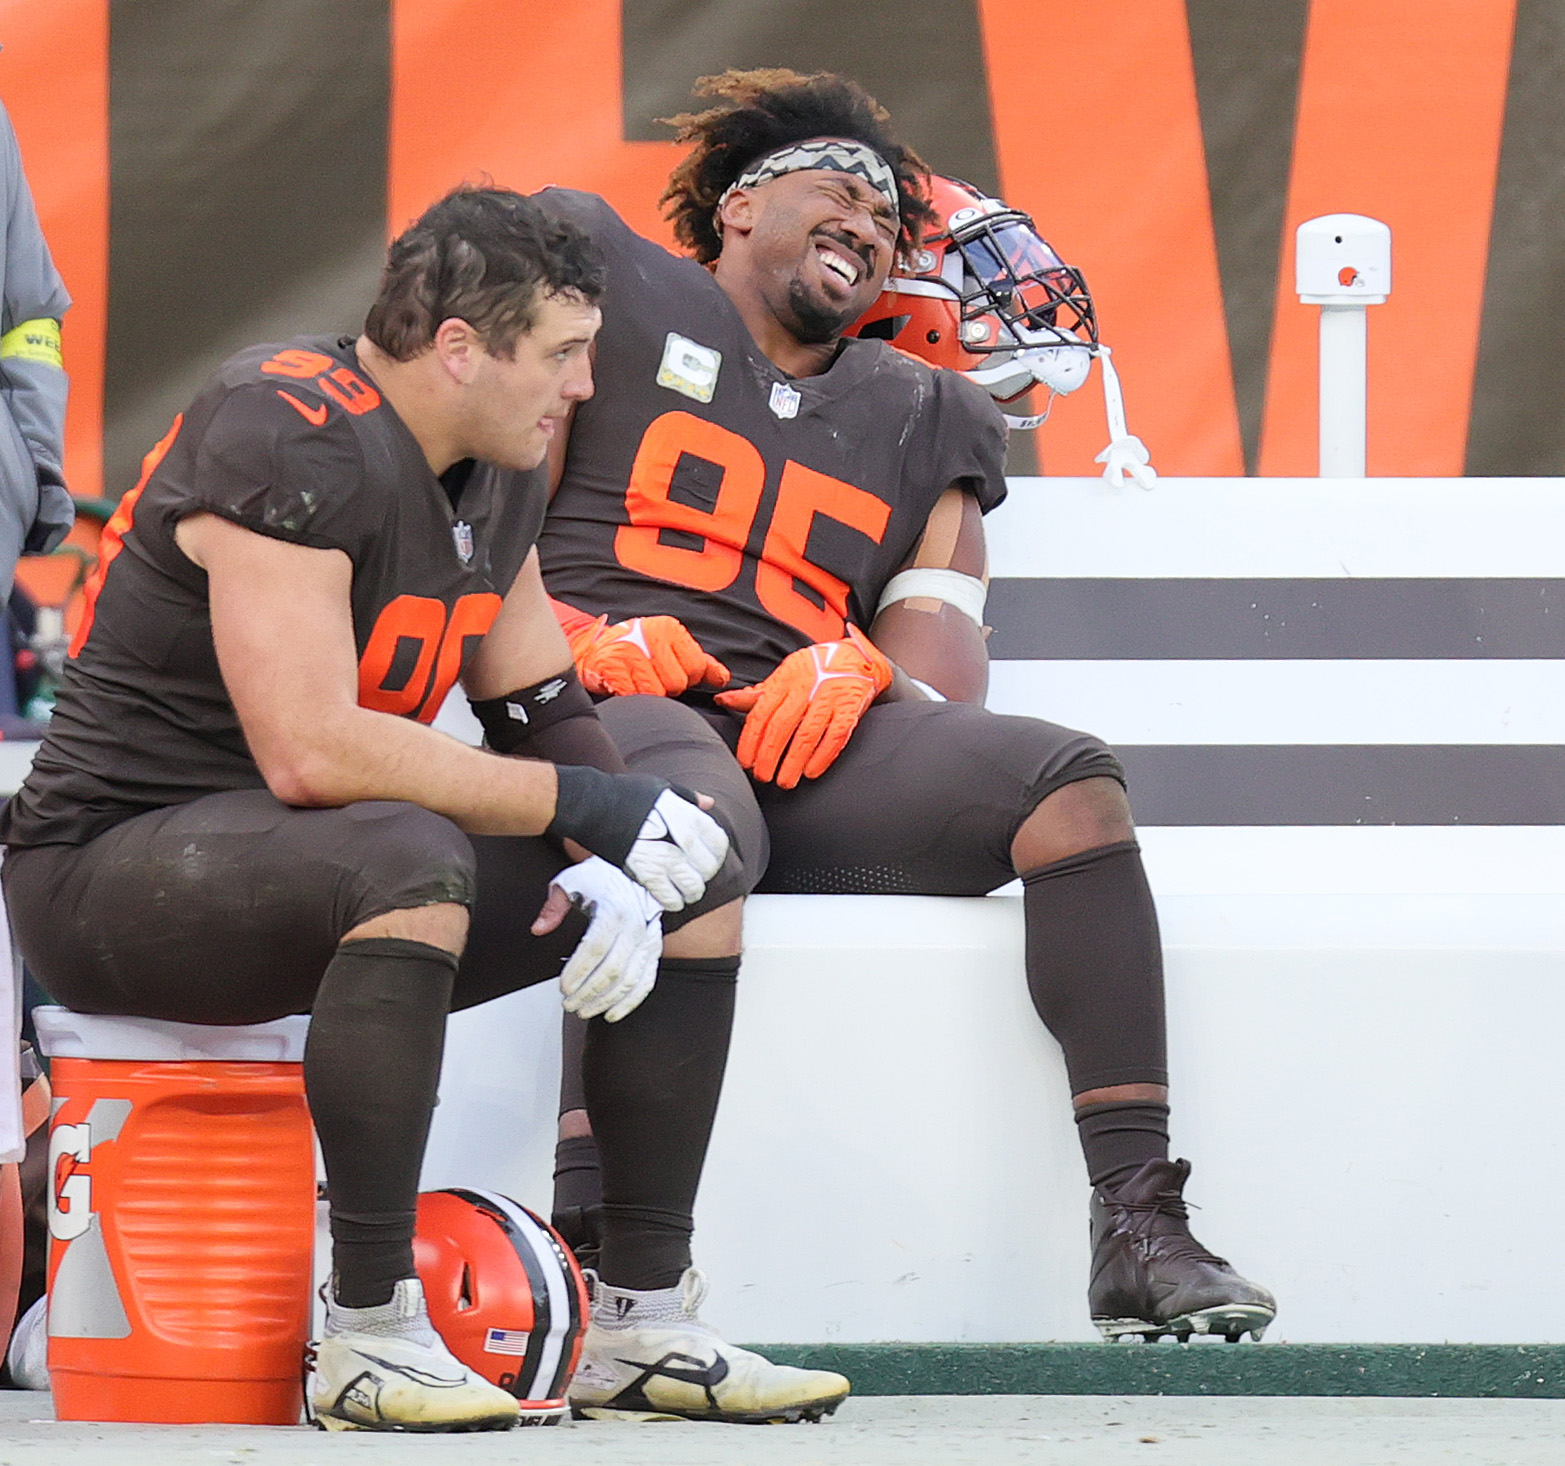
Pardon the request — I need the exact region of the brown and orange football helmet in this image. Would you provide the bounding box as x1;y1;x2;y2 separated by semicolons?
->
853;175;1097;421
413;1188;589;1426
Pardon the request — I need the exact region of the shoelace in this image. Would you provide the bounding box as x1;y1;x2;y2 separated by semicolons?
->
1114;1190;1230;1267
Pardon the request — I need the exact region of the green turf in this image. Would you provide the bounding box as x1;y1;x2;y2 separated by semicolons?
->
739;1343;1565;1397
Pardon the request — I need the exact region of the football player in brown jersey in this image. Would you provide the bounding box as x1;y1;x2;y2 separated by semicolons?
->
1;187;733;1431
532;69;1275;1407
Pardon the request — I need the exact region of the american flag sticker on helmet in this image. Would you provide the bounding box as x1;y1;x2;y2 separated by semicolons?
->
484;1327;534;1357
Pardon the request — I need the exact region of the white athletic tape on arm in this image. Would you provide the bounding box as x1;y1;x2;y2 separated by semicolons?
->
908;678;948;702
877;568;988;628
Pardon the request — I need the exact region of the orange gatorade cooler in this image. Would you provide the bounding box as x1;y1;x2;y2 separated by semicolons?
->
34;1008;315;1424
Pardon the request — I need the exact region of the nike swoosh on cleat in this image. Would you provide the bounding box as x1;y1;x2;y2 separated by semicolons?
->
277;389;328;425
351;1350;469;1389
603;1349;733;1413
614;1349;730;1391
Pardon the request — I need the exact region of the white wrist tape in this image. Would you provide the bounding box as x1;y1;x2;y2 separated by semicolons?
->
876;568;988;629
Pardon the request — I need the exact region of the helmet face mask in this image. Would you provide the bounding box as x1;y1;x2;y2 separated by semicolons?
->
852;177;1097;406
946;204;1097;355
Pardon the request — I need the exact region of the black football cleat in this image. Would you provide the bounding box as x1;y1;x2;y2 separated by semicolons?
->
1089;1157;1276;1343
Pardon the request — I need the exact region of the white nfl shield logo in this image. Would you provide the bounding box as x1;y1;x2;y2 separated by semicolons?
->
768;381;801;419
452;520;474;564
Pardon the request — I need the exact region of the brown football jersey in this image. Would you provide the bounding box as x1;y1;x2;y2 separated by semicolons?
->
534;190;1007;688
4;335;545;847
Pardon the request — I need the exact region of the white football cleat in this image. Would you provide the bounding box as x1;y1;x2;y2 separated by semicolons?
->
308;1277;519;1433
569;1268;849;1424
5;1295;48;1390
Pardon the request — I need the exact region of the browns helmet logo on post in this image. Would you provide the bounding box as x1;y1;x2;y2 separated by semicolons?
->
413;1188;588;1425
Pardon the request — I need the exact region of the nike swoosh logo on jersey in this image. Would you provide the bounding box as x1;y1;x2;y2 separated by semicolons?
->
276;389;328;426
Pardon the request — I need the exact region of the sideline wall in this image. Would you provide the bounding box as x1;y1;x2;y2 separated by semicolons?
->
0;474;1553;1342
424;475;1565;1344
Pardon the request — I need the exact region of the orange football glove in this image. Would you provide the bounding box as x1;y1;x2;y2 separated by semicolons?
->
553;600;730;698
714;625;893;788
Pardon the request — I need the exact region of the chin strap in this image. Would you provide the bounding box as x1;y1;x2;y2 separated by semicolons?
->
1001;344;1158;490
1091;344;1157;491
1003;397;1056;432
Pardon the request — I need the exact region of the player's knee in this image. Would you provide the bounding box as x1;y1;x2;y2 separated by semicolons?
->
662;842;756;940
344;900;470;954
342;801;478;926
1012;775;1135;872
663;898;744;959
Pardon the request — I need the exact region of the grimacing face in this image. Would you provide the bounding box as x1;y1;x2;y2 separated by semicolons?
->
736;167;899;344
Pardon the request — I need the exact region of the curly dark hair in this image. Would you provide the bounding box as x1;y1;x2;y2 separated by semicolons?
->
366;186;604;361
660;69;934;265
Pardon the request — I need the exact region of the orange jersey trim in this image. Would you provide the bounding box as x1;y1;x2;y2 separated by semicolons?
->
68;415;184;659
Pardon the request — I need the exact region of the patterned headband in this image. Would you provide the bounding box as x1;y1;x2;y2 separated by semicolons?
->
717;138;900;218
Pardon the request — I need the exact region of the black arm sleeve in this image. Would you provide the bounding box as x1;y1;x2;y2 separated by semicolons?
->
469;668;627;772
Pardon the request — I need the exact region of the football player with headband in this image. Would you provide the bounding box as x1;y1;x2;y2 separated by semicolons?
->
853;173;1156;488
529;71;1273;1419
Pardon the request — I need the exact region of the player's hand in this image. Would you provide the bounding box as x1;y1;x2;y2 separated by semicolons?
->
535;857;663;1022
714;625;892;789
548;768;729;912
568;613;730;698
624;787;729;909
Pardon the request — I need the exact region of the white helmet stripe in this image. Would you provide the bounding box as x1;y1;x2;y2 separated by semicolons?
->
467;1188;576;1403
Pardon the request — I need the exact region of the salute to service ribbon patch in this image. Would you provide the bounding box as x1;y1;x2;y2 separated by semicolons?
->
657;332;722;403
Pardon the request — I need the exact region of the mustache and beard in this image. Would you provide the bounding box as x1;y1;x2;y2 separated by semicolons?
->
783;229;877;345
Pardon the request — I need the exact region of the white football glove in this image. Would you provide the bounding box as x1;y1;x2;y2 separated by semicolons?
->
550;857;663;1023
624;788;729;912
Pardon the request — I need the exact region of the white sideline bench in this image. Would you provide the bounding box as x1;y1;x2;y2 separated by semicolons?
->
429;475;1565;1344
425;884;1565;1346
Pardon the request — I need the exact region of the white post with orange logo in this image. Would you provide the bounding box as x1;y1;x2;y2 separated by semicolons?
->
1297;214;1392;477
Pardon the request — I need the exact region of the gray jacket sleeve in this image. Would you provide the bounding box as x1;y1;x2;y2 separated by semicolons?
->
0;101;72;560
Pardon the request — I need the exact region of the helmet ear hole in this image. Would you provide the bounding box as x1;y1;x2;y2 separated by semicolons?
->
926;329;941;344
415;1188;589;1422
854;314;908;342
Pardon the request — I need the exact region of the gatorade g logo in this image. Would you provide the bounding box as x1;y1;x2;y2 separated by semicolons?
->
49;1122;92;1242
